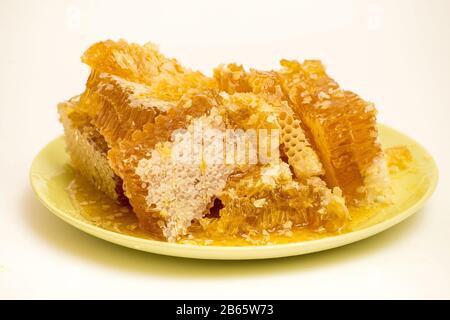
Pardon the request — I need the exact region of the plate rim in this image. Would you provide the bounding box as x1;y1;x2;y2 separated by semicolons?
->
29;124;439;260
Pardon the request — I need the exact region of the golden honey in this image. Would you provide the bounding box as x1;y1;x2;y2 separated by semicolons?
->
59;40;397;242
66;145;411;245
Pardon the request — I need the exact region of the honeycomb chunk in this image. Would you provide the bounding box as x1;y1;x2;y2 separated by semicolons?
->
81;40;171;81
76;40;223;239
81;39;216;102
135;107;235;240
87;73;173;145
200;162;349;238
58;97;126;203
103;90;219;240
79;40;218;146
277;59;390;204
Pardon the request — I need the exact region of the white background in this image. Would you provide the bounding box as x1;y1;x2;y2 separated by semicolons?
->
1;0;449;299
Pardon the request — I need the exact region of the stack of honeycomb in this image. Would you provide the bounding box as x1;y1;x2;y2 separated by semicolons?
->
214;61;391;205
59;40;389;242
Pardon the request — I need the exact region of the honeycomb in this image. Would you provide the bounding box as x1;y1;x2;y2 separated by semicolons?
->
218;92;279;130
58;97;127;204
81;40;174;83
214;64;283;106
58;40;391;242
79;40;217;144
93;87;219;239
78;40;239;239
135;107;236;240
86;73;171;145
194;91;349;237
200;162;349;238
277;59;390;204
214;64;324;179
214;63;251;94
81;40;216;102
277;110;324;179
217;92;280;173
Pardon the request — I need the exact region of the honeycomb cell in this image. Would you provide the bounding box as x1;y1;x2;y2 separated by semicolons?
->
278;111;324;179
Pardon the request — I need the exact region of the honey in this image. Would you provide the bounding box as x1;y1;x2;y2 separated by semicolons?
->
277;59;389;204
67;171;341;245
386;146;413;174
59;40;395;242
66;144;410;245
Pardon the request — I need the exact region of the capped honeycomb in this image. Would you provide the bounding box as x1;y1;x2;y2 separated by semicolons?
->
92;85;220;239
135;107;235;240
58;97;127;204
277;59;390;204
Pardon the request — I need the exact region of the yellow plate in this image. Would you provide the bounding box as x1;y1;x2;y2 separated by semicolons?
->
30;124;438;260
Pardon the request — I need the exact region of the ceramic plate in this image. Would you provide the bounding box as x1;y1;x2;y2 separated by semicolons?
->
30;124;438;260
